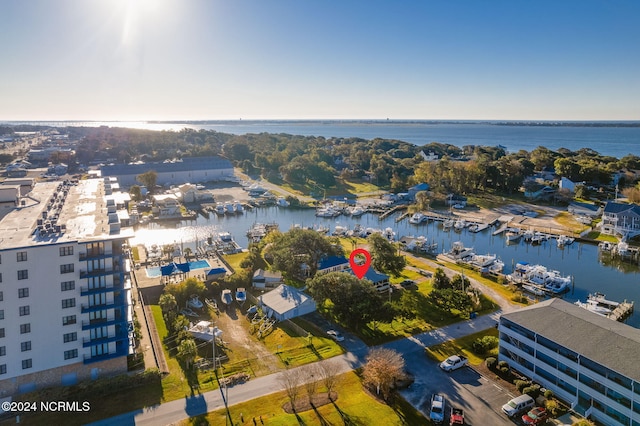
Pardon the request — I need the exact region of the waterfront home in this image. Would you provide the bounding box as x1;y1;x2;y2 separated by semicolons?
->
499;298;640;426
601;201;640;239
524;184;556;200
152;194;181;218
348;269;391;292
407;182;430;200
260;284;316;321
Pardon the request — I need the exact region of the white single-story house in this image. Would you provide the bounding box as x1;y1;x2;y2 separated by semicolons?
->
260;284;316;321
252;269;284;289
559;177;576;192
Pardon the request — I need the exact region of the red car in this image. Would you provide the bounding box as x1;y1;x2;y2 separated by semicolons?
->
522;407;549;425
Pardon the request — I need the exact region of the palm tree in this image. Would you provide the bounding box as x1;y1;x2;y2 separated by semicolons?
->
183;247;193;261
177;338;198;369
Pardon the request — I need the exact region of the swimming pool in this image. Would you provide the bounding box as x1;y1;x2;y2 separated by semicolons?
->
146;259;211;278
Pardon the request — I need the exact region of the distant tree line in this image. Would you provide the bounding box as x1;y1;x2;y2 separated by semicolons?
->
32;126;639;195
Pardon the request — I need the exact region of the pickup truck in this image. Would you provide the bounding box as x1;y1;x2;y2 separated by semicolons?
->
439;355;468;372
450;407;465;425
430;394;445;424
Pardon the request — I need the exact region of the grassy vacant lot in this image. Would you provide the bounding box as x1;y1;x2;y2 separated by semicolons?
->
271;176;383;199
181;371;429;426
584;231;618;242
554;211;590;234
425;327;499;365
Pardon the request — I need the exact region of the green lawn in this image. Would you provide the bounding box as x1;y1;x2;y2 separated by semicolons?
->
554;212;590;234
585;231;618;242
425;327;499;365
223;252;249;271
180;371;429;426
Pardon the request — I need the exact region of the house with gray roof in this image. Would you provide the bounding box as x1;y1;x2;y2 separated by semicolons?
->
601;201;640;239
499;298;640;425
260;284;316;321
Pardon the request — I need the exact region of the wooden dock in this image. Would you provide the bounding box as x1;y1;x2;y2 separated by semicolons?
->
379;205;407;220
608;301;634;322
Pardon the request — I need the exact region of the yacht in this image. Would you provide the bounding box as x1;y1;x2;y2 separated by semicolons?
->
454;219;466;231
505;230;521;242
235;287;247;304
224;202;235;214
442;219;454;230
556;235;574;247
409;212;427;224
234;201;244;213
215;203;225;215
350;205;365;217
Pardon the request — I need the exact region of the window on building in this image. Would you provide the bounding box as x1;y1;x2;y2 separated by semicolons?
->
0;328;4;338
0;273;2;283
20;341;31;352
17;270;28;280
59;246;74;256
0;310;3;320
17;251;27;262
18;288;29;298
61;298;76;309
19;323;30;334
60;264;74;274
61;280;75;291
64;349;78;360
0;364;6;375
0;291;3;301
63;332;77;343
0;346;5;356
62;315;76;326
19;306;30;316
21;359;32;369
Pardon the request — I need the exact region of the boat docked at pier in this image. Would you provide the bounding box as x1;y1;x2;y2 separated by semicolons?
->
349;205;365;217
574;292;634;322
440;241;475;262
505;229;522;242
509;262;572;294
215;232;243;254
409;212;427;224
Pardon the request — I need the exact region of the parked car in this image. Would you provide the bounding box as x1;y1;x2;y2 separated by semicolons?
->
326;330;344;342
502;394;535;417
522;406;549;425
430;394;445;424
449;407;464;425
400;279;415;287
439;355;468;372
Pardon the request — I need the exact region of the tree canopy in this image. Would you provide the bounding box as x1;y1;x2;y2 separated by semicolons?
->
307;272;394;329
263;229;342;279
367;233;406;277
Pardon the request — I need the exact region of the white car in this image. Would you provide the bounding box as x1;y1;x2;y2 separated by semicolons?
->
327;330;344;342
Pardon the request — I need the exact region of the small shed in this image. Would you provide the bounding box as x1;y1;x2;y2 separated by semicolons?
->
260;284;316;321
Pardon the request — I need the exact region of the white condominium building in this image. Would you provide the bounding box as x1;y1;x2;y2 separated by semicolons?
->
0;178;134;396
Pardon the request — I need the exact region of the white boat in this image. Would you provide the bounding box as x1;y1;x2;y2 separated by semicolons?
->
234;201;244;213
235;287;247;304
409;213;427;224
468;253;497;268
443;241;475;261
522;284;546;296
221;289;233;305
316;206;339;217
505;230;521;242
224;202;235;214
187;295;204;310
350;206;365;217
454;219;466;231
442;219;454;230
333;225;348;236
188;320;223;341
489;258;505;273
556;235;574;247
616;242;630;256
523;230;534;242
598;241;615;251
215;203;225;215
574;299;612;317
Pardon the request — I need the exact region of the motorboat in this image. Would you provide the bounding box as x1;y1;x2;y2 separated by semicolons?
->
188;321;223;341
574;299;612;317
187;295;204;310
224;202;235;214
350;206;365;217
442;219;454;230
221;289;233;305
443;241;475;261
180;307;199;318
332;225;348;236
505;230;521;242
409;212;427;224
453;219;466;231
522;284;546;296
557;235;574;247
234;201;244;213
215;203;225;215
315;206;339;217
235;287;247;304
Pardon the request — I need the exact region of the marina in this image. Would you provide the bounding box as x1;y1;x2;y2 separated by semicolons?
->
130;203;640;326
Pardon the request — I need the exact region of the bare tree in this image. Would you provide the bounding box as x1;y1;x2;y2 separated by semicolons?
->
362;348;405;400
303;364;319;404
317;360;341;400
278;368;303;411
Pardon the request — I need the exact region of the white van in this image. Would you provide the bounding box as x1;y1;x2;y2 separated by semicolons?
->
501;394;535;417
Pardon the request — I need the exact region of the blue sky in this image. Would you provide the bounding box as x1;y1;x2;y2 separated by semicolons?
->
1;0;639;121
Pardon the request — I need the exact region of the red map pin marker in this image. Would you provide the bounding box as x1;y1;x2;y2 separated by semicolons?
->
349;248;371;279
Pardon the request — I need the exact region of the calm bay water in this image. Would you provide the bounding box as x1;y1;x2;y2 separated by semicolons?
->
130;207;640;327
7;120;640;159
